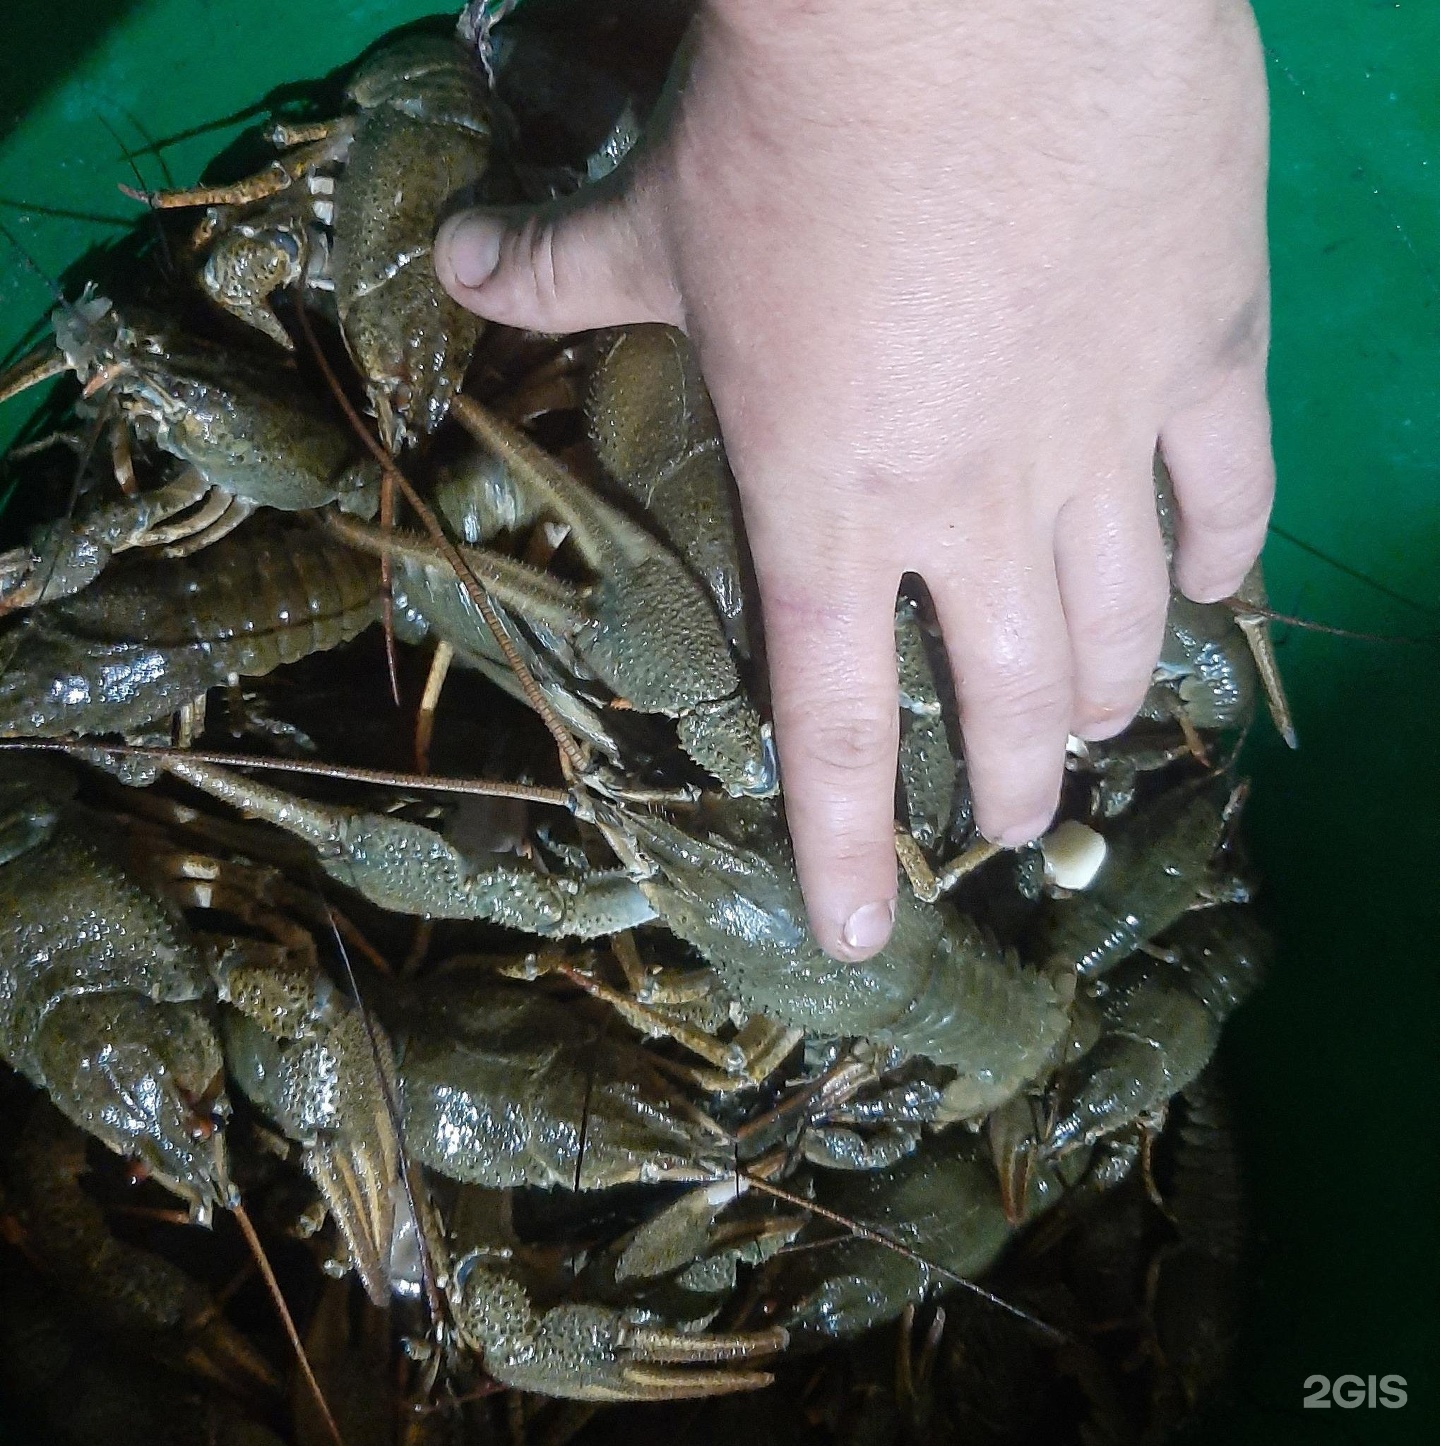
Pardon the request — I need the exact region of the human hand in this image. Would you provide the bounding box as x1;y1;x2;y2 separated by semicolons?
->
435;0;1274;962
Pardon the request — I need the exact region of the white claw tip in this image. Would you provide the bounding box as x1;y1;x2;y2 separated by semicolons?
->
1040;819;1108;892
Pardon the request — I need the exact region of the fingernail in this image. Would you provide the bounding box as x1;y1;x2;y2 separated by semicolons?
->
841;898;896;955
1073;709;1135;744
439;213;502;289
995;814;1053;849
1073;723;1121;744
1180;570;1246;606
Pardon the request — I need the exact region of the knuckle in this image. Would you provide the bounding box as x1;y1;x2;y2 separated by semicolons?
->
792;703;898;781
1228;479;1275;538
1183;471;1274;539
802;836;892;886
964;664;1072;737
1176;508;1268;590
524;221;564;310
488;220;550;315
1069;602;1168;716
1071;588;1167;664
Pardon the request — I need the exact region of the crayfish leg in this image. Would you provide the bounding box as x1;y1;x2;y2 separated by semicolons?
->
123;127;352;211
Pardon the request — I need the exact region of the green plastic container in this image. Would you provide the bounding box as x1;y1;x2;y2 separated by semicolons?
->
1;3;1435;1440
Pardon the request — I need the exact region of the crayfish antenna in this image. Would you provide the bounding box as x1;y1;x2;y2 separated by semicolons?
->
284;269;400;705
291;301;588;775
0;339;69;407
0;739;575;807
740;1171;1069;1346
96;112;174;276
379;472;402;709
0;216;74;310
0;225;124;607
573;1006;614;1192
231;1200;347;1446
95;110;176;280
1223;594;1437;645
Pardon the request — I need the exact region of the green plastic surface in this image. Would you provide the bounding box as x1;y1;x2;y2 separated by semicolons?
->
0;2;1436;1440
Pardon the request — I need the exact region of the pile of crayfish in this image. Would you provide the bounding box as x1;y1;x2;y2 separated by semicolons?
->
0;5;1281;1443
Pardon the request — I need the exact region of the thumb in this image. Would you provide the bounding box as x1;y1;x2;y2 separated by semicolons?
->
434;184;682;334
